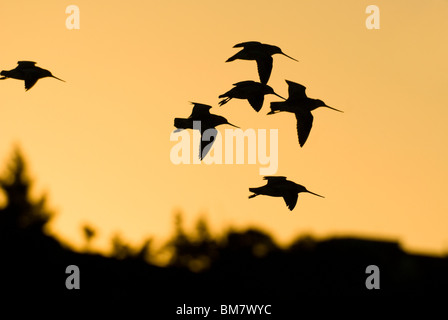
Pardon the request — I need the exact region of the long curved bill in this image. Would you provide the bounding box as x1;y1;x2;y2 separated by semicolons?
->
308;191;325;198
274;93;286;100
227;122;240;129
324;104;344;112
282;53;298;62
52;75;65;82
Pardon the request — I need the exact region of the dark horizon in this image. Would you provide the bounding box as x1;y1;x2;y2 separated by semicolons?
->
2;149;448;306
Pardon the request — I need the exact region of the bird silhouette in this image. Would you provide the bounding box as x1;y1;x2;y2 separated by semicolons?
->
267;80;343;147
174;102;239;160
0;61;65;91
218;80;285;112
226;41;298;84
249;176;324;211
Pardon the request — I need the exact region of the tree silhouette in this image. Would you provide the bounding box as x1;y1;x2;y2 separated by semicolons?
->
135;237;152;262
166;213;219;272
166;212;197;269
0;147;65;295
82;223;97;252
0;146;446;300
110;233;134;259
0;147;53;236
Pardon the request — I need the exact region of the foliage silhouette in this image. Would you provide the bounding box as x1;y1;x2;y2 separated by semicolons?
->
0;147;53;235
82;223;96;251
165;213;219;272
0;147;64;296
1;146;448;303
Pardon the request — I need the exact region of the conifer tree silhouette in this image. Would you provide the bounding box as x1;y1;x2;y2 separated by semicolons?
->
0;147;53;236
0;147;61;294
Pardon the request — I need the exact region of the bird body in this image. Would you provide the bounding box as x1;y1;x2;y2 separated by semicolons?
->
174;102;239;160
0;61;64;91
268;80;343;147
218;80;285;112
226;41;297;84
249;176;323;211
174;102;238;131
226;42;282;61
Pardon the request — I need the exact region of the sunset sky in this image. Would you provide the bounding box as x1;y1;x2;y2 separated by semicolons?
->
0;1;447;257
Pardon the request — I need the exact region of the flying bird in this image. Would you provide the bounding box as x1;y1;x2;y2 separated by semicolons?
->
218;80;285;112
226;41;298;84
0;61;65;91
248;176;324;211
267;80;343;147
174;102;239;160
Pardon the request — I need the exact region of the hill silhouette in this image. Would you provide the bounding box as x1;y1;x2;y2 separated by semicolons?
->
1;147;447;308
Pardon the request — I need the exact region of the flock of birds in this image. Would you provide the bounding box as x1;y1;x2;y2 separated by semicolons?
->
0;42;342;212
174;41;343;211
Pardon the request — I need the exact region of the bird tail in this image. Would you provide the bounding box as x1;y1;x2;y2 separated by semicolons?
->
174;118;189;129
267;101;283;114
225;53;238;62
248;188;259;199
218;97;231;106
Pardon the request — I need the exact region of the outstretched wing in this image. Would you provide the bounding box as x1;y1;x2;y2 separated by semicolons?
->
286;80;307;100
283;192;298;211
247;94;264;112
256;56;273;84
200;128;217;160
189;102;212;118
232;80;256;87
17;61;37;69
24;77;39;91
233;41;261;48
295;111;313;147
263;176;287;184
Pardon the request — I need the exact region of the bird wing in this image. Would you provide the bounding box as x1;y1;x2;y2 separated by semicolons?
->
247;94;264;112
263;176;287;183
189;102;212;118
286;80;307;100
17;61;37;68
256;56;273;85
232;80;256;87
283;192;298;211
24;77;39;91
200;128;217;160
233;41;261;48
295;111;314;147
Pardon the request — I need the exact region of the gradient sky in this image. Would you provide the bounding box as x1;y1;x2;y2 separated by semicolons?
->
0;1;447;257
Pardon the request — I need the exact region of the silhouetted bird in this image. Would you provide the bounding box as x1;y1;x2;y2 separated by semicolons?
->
218;80;285;112
174;102;239;160
249;176;324;211
226;41;298;84
0;61;65;91
267;80;343;147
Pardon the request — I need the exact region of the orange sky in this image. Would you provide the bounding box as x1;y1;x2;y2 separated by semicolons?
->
0;1;447;257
